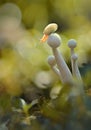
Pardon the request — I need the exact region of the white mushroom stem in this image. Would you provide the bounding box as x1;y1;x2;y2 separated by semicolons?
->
71;54;82;82
51;66;60;76
52;48;73;84
70;48;75;76
71;54;84;95
51;66;62;77
70;48;74;55
51;66;64;83
71;49;75;75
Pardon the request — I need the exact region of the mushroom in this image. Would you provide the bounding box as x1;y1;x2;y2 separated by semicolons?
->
47;55;64;83
71;54;84;94
68;39;77;55
68;40;84;94
68;39;77;76
41;23;73;84
71;53;82;81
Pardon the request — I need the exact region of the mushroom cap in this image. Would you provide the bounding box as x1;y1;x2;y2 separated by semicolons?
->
43;23;58;35
71;53;78;60
47;55;56;66
68;39;77;48
47;33;61;48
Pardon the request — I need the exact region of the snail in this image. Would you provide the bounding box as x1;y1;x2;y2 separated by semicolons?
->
40;23;58;42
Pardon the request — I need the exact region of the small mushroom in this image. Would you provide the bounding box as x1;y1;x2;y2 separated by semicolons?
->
71;53;82;81
71;53;84;94
47;55;63;81
68;39;77;76
47;55;56;66
68;39;77;55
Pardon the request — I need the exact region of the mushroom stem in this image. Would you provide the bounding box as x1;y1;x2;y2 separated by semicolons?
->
71;54;84;94
52;66;60;76
52;48;73;84
70;48;74;55
51;66;64;83
71;54;82;82
70;48;75;75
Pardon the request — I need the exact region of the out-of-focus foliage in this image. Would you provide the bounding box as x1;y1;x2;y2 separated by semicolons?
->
0;0;91;130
